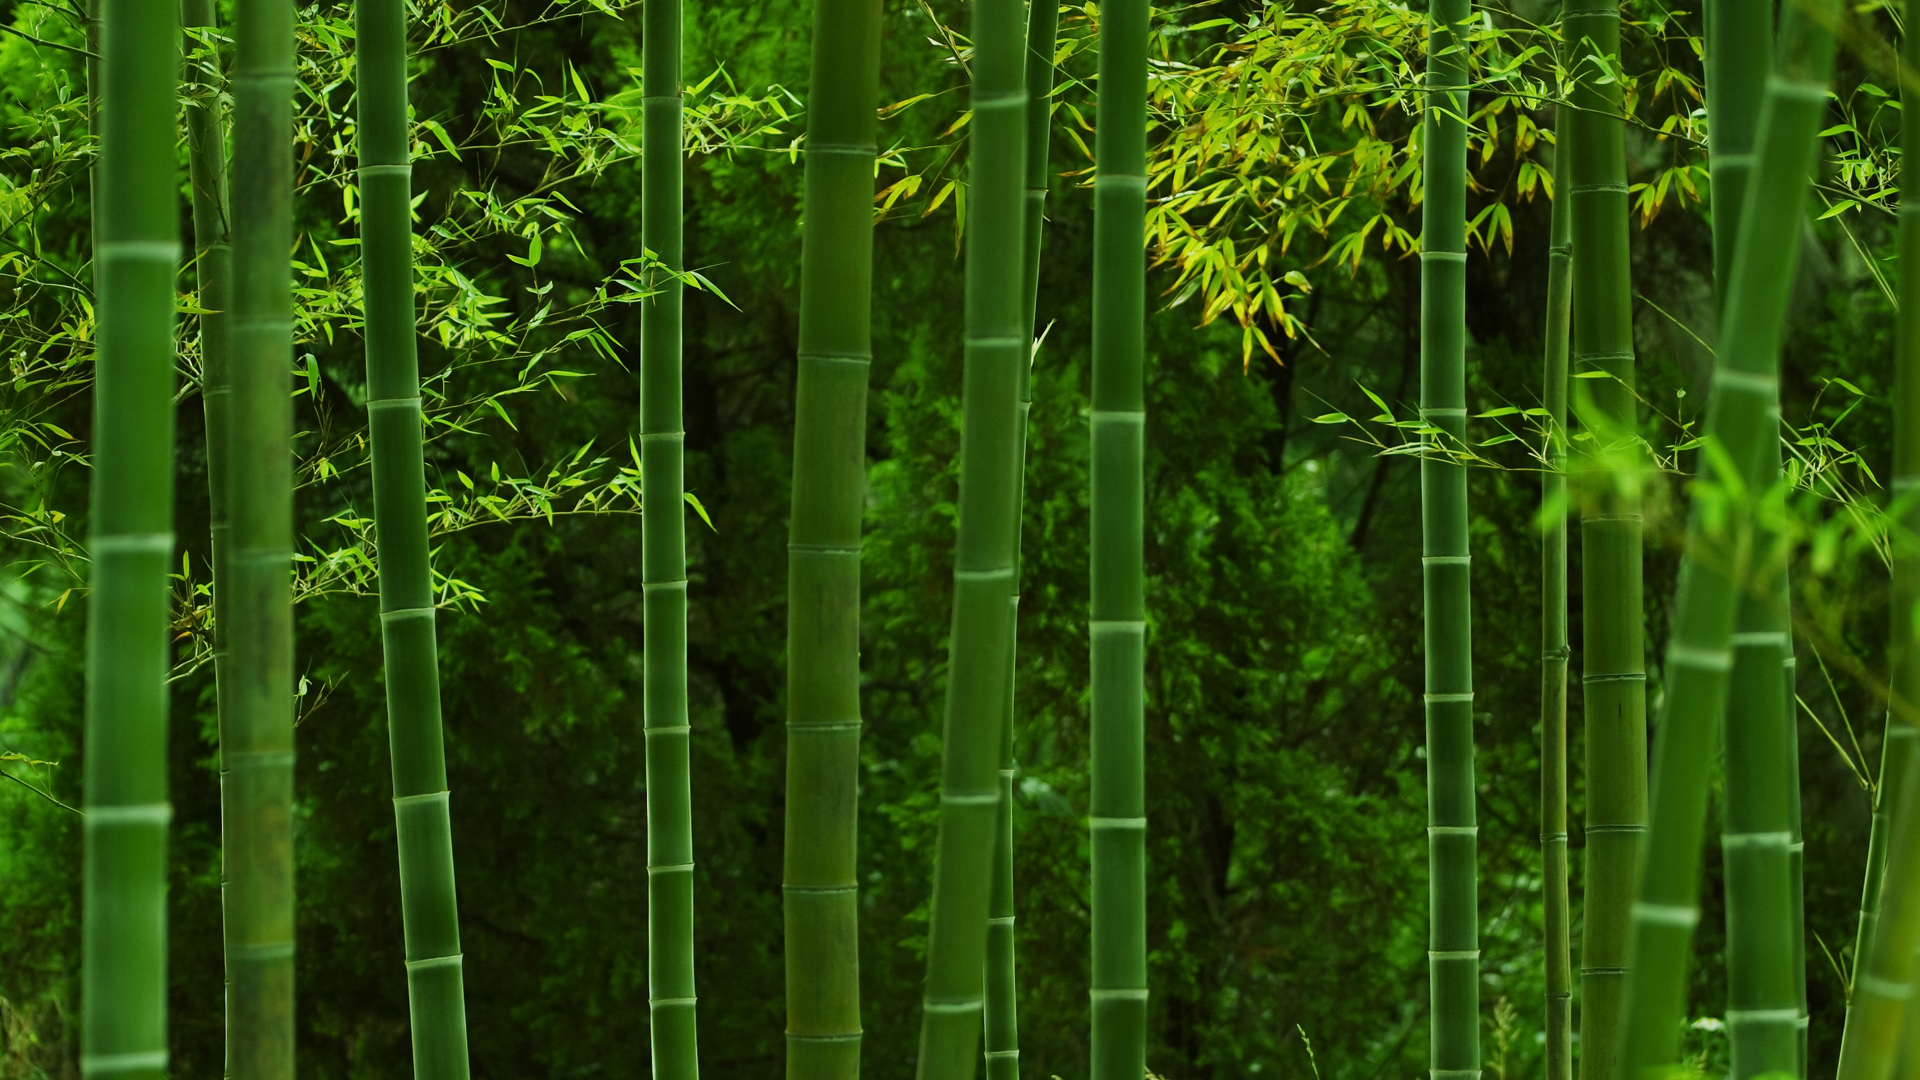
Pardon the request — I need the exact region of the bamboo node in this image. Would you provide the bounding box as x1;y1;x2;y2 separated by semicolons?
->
90;532;173;554
1766;76;1829;102
1424;692;1474;703
922;998;982;1012
1088;989;1149;1001
1540;832;1569;843
365;395;422;411
1422;556;1471;566
1428;826;1478;835
1667;644;1733;672
1728;631;1789;647
648;862;695;876
357;164;411;178
1631;901;1699;928
81;1051;168;1076
1711;368;1778;395
1584;823;1646;834
1429;950;1480;960
1855;973;1913;1000
1422;251;1467;263
404;953;463;972
1720;831;1792;849
83;802;172;827
99;240;181;262
1569;183;1629;195
650;997;699;1008
985;1051;1021;1061
1725;1009;1801;1025
229;940;296;961
1090;816;1147;829
1581;672;1645;685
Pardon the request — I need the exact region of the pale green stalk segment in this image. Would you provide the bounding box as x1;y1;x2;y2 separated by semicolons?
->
784;0;881;1072
914;0;1026;1069
1565;2;1646;1075
83;0;180;1077
1835;12;1920;1080
1089;0;1148;1074
225;0;299;1070
1618;5;1836;1075
355;0;472;1071
1540;134;1573;1080
1421;0;1478;1075
642;0;699;1071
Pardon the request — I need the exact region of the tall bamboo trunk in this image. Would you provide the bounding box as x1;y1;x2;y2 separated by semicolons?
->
912;0;1026;1069
782;0;881;1072
983;6;1060;1078
1564;3;1646;1076
83;3;180;1079
1088;0;1148;1075
224;0;299;1069
1540;135;1573;1080
1833;12;1920;1080
1617;3;1835;1073
181;4;235;1071
640;0;699;1071
354;0;473;1072
1706;0;1800;1074
1419;2;1480;1077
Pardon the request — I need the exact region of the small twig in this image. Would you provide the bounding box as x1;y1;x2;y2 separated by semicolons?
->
0;22;98;59
0;769;81;815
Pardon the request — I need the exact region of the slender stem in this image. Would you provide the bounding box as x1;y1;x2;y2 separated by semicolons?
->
1540;134;1573;1080
913;0;1026;1070
1618;5;1836;1075
782;0;881;1072
82;3;180;1080
355;0;474;1070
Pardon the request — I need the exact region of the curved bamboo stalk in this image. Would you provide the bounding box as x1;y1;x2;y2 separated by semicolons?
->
224;0;298;1068
1419;1;1479;1076
1540;135;1573;1080
783;0;881;1071
641;0;699;1070
82;1;180;1078
1617;4;1835;1074
354;0;473;1071
912;0;1026;1069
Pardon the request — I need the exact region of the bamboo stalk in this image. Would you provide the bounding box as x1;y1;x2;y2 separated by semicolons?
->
983;6;1060;1079
1420;1;1480;1077
180;5;234;1070
354;0;473;1071
223;0;298;1068
1616;4;1836;1074
82;1;180;1079
1564;2;1647;1075
641;0;699;1070
783;0;881;1071
1833;12;1920;1080
1540;135;1574;1080
1088;0;1148;1074
912;0;1026;1068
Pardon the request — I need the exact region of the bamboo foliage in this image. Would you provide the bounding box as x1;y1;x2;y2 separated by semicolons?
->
1833;13;1920;1080
913;0;1025;1068
1539;136;1573;1080
783;0;881;1071
1564;2;1646;1076
354;0;474;1071
1617;3;1835;1074
1089;0;1148;1074
984;3;1060;1076
641;0;700;1068
224;0;299;1068
83;1;179;1078
1418;1;1480;1077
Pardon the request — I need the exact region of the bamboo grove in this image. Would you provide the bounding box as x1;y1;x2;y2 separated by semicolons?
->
17;0;1920;1075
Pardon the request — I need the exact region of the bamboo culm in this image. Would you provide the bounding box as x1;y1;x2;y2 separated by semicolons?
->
783;0;881;1071
912;0;1026;1069
641;0;699;1071
1705;0;1800;1072
224;0;299;1068
82;0;179;1078
1088;0;1149;1075
1833;9;1920;1080
1564;2;1647;1076
1419;2;1480;1077
984;5;1061;1078
1616;4;1836;1075
180;3;234;1070
1539;135;1573;1080
354;0;473;1072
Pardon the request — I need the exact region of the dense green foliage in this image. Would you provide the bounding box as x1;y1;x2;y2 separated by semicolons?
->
0;0;1912;1077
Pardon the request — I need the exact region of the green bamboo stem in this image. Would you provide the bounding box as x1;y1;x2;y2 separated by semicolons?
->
1616;4;1835;1075
640;0;699;1072
180;4;233;1070
1833;12;1920;1080
1089;0;1148;1075
912;0;1025;1070
982;6;1060;1079
82;0;179;1077
1706;0;1799;1072
354;0;473;1072
1540;135;1574;1080
1419;3;1479;1078
224;0;298;1069
1785;620;1808;1078
1565;2;1647;1075
783;0;881;1072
